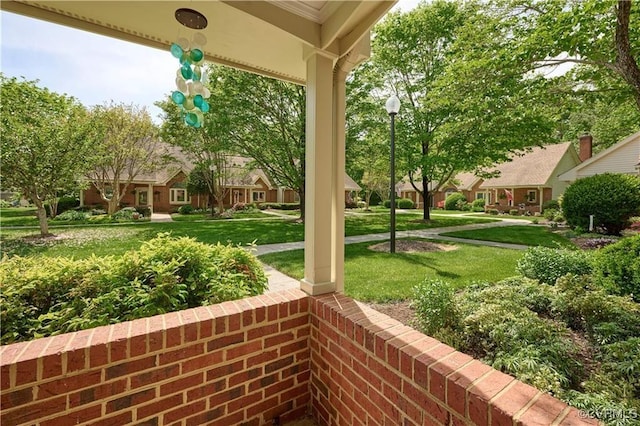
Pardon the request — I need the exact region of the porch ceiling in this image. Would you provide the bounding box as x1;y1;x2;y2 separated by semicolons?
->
0;0;395;84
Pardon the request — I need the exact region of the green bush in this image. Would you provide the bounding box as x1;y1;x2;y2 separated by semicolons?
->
0;199;12;208
444;193;467;210
52;210;88;221
178;204;194;215
135;206;152;217
382;198;415;209
487;208;499;215
412;279;459;336
257;202;300;210
542;200;560;211
112;206;137;220
509;209;519;216
472;198;486;208
0;233;268;343
543;208;560;221
516;246;592;285
592;235;640;301
563;173;640;235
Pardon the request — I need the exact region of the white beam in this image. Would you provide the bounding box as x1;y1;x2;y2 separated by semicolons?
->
320;1;362;49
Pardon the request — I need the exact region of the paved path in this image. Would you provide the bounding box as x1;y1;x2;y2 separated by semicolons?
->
261;217;533;292
150;212;173;222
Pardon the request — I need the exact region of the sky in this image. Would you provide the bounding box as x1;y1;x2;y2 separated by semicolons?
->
0;1;421;122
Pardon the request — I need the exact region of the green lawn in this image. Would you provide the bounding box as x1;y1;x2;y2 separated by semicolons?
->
0;207;39;226
171;210;272;221
259;240;523;302
440;225;575;248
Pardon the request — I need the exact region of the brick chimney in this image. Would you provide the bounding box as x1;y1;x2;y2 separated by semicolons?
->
579;133;593;162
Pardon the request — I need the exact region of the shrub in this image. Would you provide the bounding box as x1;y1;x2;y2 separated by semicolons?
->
135;206;152;217
0;233;268;343
444;193;467;210
178;204;194;215
52;210;88;221
112;206;137;220
543;208;560;221
516;246;592;285
592;235;640;301
0;200;11;208
563;173;640;235
487;209;499;215
472;198;486;208
509;209;519;216
257;202;300;210
382;198;415;209
412;279;459;336
542;200;560;211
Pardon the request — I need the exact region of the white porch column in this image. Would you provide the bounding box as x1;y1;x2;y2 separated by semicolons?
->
301;48;338;296
332;63;347;294
148;183;153;213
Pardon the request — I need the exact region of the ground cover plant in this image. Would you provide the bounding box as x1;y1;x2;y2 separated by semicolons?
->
441;225;576;248
259;239;523;302
0;233;267;344
413;237;640;425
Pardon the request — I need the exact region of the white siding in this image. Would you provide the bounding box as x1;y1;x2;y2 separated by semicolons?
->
576;138;640;178
550;149;581;198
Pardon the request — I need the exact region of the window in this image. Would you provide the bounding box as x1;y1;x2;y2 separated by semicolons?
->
527;190;537;202
252;191;265;202
170;188;190;204
138;190;148;205
475;192;486;200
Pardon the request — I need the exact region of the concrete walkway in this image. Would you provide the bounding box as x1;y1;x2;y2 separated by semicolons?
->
150;212;173;222
261;217;533;292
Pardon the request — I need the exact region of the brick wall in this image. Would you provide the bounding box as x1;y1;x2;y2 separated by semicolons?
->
309;294;598;426
1;289;598;425
0;290;310;426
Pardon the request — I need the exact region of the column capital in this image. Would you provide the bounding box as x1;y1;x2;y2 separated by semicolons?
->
303;45;339;63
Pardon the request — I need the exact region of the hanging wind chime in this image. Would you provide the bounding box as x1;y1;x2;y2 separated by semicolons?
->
170;8;210;128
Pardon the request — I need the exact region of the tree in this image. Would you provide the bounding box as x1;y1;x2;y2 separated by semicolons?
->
85;103;164;215
0;75;92;236
505;0;640;110
364;1;556;221
213;66;307;220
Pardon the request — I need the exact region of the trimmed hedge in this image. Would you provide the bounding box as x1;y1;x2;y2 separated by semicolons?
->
562;173;640;235
257;202;300;210
592;235;640;302
382;198;415;209
0;233;268;343
444;193;467;210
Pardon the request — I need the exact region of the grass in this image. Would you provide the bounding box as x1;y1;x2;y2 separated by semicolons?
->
0;207;39;226
440;225;575;248
259;239;524;302
171;210;272;221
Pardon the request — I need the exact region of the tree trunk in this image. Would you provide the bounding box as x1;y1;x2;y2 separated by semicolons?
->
34;202;50;236
107;198;119;215
298;187;305;222
48;198;59;219
217;196;225;216
422;176;431;222
615;1;640;110
209;194;215;216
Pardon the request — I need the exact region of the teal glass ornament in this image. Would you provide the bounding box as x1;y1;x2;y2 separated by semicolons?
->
201;101;210;113
170;43;183;59
171;91;185;105
180;64;193;80
180;52;192;66
193;66;202;82
190;48;204;63
193;94;204;108
185;112;199;127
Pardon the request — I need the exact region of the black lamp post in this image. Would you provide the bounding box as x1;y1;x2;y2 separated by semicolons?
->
385;95;401;253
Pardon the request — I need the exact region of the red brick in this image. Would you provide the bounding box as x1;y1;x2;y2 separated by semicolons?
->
182;350;224;374
369;355;402;391
159;372;203;396
163;399;206;424
206;410;245;426
164;316;183;348
265;331;295;348
248;395;280;418
446;360;492;416
40;353;63;381
187;378;225;401
90;411;133;426
353;356;381;391
467;371;515;426
229;388;263;414
129;332;147;358
557;408;600;425
38;369;102;399
399;336;440;380
105;355;156;380
68;378;127;408
428;350;473;403
206;359;244;382
159;342;204;365
1;364;11;389
40;404;102;426
185;406;225;426
1;386;33;408
247;323;278;341
131;364;180;389
179;311;200;343
109;322;130;362
66;334;91;372
0;395;66;425
137;393;183;419
227;340;262;361
247;348;278;367
491;381;540;426
281;315;308;332
517;393;571;425
106;388;155;413
265;355;294;374
15;357;38;386
229;366;262;387
207;332;244;352
369;385;400;422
